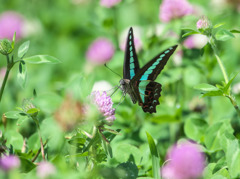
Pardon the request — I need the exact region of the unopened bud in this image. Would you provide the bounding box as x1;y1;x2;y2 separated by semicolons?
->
22;98;38;117
0;39;13;55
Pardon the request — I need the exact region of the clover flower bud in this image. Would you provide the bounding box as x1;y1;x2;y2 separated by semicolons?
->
0;39;13;55
196;16;211;31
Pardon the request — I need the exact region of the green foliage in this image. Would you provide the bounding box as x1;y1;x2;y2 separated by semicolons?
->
220;132;240;178
23;55;61;64
204;120;233;152
215;29;235;41
19;157;36;173
184;115;208;142
116;162;138;179
182;28;200;37
18;41;30;58
17;61;27;88
146;132;160;179
194;73;238;98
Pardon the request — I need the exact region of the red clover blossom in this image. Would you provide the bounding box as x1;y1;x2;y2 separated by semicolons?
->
159;0;193;22
100;0;122;8
0;11;24;40
183;34;208;49
92;91;116;126
162;141;206;179
37;161;56;179
86;38;115;65
0;155;20;171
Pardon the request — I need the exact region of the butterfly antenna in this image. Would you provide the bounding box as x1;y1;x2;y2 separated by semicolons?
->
104;63;122;79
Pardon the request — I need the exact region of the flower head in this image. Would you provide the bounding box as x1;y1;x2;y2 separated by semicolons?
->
0;11;24;40
37;161;56;179
0;155;20;171
162;141;205;179
54;95;85;132
159;0;193;22
183;36;195;49
86;38;115;64
183;34;208;49
100;0;122;8
91;91;116;126
196;16;211;31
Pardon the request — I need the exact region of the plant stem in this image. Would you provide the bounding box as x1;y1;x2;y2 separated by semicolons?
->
214;54;228;84
39;133;45;160
209;38;229;84
33;116;45;160
0;68;10;102
227;95;240;117
92;126;98;139
86;126;98;170
209;36;240;116
0;55;16;103
21;138;27;153
32;140;48;162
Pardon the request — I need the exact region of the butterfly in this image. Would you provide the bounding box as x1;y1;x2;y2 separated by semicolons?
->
119;27;178;113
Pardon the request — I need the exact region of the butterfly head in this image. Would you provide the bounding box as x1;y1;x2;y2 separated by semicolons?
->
119;79;130;92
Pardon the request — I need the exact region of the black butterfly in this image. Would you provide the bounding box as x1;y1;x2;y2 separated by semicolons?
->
119;27;178;113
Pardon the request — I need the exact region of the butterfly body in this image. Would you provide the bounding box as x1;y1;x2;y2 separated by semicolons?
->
120;79;138;104
120;27;177;113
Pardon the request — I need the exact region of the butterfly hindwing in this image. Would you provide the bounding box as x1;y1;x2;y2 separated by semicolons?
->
123;27;140;80
138;81;162;113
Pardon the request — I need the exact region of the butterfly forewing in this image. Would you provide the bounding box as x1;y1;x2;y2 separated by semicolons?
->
123;27;140;80
132;45;178;82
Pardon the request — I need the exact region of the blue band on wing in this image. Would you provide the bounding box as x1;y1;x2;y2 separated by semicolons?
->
138;47;172;81
140;75;149;80
130;63;135;69
139;81;150;102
